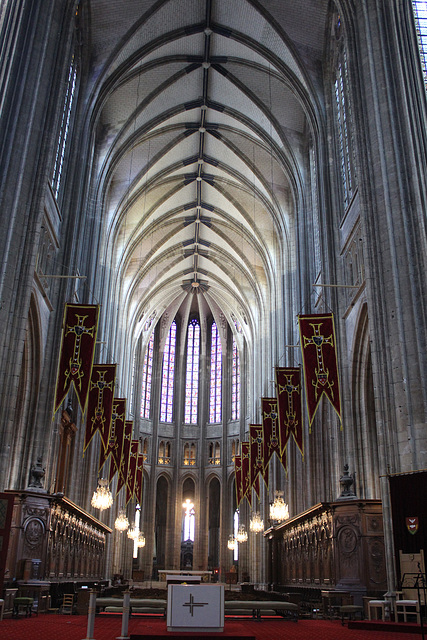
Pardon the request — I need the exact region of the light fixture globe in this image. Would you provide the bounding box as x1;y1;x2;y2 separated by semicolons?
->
137;532;146;548
114;509;129;532
91;478;113;511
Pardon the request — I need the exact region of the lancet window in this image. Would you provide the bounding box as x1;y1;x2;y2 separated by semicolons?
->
332;15;356;211
52;55;77;199
160;321;176;422
208;441;220;465
209;322;222;423
184;319;200;424
183;442;196;466
140;330;154;419
231;336;240;421
158;440;171;465
413;1;427;89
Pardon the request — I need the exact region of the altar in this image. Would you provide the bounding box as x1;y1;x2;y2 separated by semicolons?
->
167;583;224;632
159;569;212;583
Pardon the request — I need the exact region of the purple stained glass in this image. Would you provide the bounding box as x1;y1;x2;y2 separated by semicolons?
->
231;336;240;420
160;321;176;422
140;330;154;419
209;322;222;423
184;319;200;424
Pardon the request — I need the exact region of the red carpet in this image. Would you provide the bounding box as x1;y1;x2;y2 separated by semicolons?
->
0;614;423;640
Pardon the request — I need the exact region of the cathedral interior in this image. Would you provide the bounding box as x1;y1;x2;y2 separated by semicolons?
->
1;0;427;612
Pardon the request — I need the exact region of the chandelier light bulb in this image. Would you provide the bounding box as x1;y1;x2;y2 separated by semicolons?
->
270;491;289;523
249;512;264;533
114;509;129;532
227;534;236;550
127;524;138;540
91;478;113;511
236;524;248;543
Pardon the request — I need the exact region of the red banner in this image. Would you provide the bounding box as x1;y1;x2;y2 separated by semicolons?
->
84;364;116;452
234;454;243;507
99;397;126;475
117;421;133;495
126;440;139;505
275;367;304;456
241;441;252;507
134;453;144;505
262;397;287;480
249;424;264;488
253;474;260;498
298;313;342;427
53;303;99;414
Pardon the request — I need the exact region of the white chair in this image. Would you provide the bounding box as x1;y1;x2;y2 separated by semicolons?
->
368;599;391;621
395;598;420;624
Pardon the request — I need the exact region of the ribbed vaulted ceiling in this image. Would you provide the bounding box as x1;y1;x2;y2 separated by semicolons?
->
87;0;330;349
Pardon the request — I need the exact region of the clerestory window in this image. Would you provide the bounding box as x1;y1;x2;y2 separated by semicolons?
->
209;322;222;423
140;330;154;419
231;335;240;421
160;321;176;422
184;319;200;424
413;1;427;89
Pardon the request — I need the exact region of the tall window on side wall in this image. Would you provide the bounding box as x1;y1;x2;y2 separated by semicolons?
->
160;321;176;422
52;55;77;200
333;15;356;211
209;322;222;423
413;1;427;89
140;331;154;419
231;335;240;421
184;319;200;424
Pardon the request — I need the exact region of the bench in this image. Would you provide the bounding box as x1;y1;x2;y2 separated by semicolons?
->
225;600;298;622
97;597;166;616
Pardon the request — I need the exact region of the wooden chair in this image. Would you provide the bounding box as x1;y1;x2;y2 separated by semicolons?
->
60;594;74;615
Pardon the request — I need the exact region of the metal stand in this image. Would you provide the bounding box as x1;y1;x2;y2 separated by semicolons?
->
400;571;426;640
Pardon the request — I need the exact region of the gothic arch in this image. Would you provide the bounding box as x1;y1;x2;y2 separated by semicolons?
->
10;293;42;489
351;303;380;498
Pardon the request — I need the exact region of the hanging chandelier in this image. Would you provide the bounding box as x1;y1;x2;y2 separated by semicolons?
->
269;491;289;523
249;512;264;533
91;478;113;511
137;532;146;548
114;509;129;532
127;523;138;540
236;524;248;543
227;534;237;550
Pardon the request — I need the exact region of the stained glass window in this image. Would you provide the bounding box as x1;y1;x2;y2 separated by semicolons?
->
140;331;154;419
182;499;195;541
413;1;427;89
335;56;353;208
231;336;240;421
209;322;222;423
160;321;176;422
333;15;356;211
184;319;200;424
52;56;77;199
